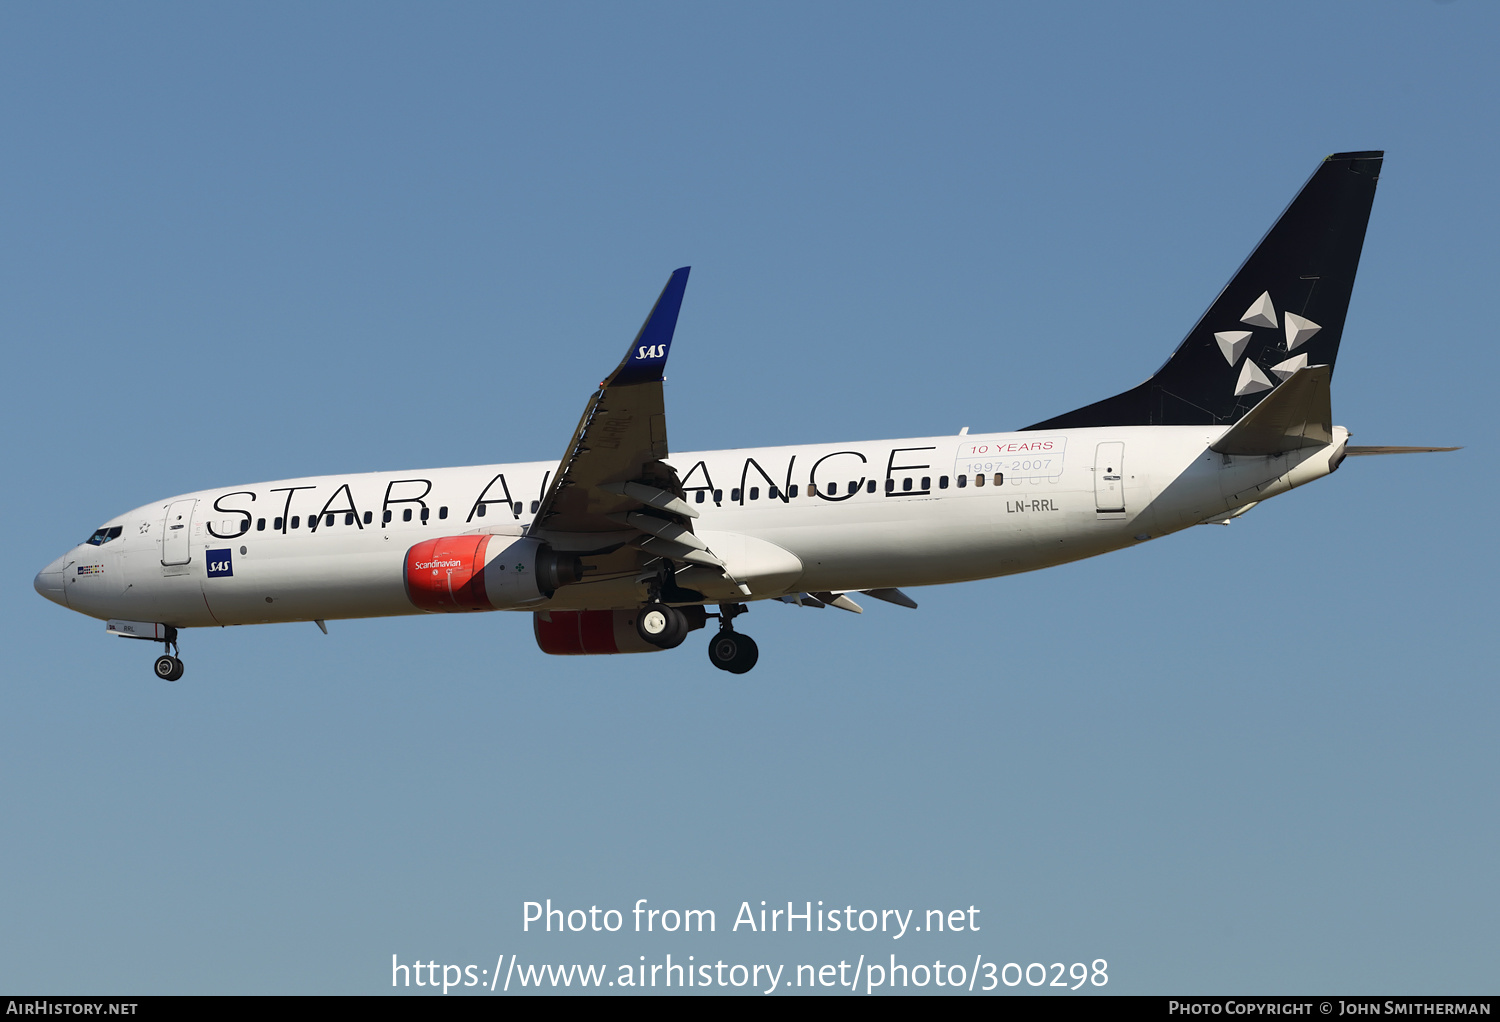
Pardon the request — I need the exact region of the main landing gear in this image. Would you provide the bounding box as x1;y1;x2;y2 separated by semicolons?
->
636;603;691;649
637;562;758;673
707;603;758;675
633;600;760;673
152;627;184;681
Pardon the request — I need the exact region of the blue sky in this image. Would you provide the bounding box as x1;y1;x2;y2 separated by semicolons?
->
3;2;1495;995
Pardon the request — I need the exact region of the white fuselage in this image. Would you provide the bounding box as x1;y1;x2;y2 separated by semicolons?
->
35;424;1348;630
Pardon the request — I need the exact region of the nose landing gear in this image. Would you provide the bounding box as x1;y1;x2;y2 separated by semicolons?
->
707;603;758;674
152;627;184;681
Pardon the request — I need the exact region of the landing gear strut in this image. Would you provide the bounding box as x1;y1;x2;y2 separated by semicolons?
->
707;603;758;674
152;627;184;681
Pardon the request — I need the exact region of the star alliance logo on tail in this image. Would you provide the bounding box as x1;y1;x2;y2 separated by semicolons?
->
1213;290;1322;397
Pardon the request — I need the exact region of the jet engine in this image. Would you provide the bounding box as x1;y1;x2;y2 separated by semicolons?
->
404;535;581;612
533;605;709;654
533;609;663;654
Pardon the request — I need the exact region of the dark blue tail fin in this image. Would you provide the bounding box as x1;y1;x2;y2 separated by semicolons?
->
1024;151;1382;430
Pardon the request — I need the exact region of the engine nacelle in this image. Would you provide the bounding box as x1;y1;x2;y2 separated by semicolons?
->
404;535;581;612
533;609;663;655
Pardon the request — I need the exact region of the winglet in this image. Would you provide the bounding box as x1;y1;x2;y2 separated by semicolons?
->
606;267;691;387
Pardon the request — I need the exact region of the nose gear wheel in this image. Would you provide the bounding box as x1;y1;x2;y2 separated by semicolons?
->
152;626;184;681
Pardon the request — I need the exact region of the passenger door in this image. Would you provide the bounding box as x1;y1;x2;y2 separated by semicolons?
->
160;499;197;570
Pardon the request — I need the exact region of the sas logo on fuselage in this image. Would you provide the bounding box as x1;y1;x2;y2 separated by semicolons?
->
636;344;667;360
206;549;234;578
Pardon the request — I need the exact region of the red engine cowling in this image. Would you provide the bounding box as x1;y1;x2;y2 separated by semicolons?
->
405;535;580;612
533;609;663;655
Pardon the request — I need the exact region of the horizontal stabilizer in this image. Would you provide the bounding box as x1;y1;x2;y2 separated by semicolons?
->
1211;365;1332;456
1344;445;1461;456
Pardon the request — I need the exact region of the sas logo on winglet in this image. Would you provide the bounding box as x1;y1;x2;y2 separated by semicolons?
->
635;344;667;360
206;548;234;578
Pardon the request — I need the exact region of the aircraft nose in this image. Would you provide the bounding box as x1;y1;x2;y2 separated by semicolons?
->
34;555;69;608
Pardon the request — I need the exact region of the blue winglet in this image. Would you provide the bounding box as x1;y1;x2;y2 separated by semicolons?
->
607;267;690;387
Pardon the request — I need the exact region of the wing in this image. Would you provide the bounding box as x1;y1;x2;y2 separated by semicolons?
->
529;268;727;573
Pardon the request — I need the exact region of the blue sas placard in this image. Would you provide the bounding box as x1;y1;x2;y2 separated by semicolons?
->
206;548;234;578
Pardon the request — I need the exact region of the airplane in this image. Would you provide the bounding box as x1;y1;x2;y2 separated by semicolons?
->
33;150;1457;680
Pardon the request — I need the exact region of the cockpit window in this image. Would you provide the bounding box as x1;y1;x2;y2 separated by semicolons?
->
86;526;123;546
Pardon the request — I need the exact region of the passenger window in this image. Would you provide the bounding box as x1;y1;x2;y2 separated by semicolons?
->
530;500;539;513
476;504;487;517
902;478;912;491
256;518;266;531
382;511;392;524
420;508;430;523
363;511;373;525
750;487;760;500
695;490;705;503
939;476;949;489
512;502;522;516
994;473;1004;486
439;507;448;520
957;475;967;488
403;509;413;522
291;516;301;528
789;484;798;498
975;474;985;487
768;486;779;500
866;480;876;494
275;517;285;530
714;489;723;503
921;476;930;490
326;514;336;527
885;479;895;493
